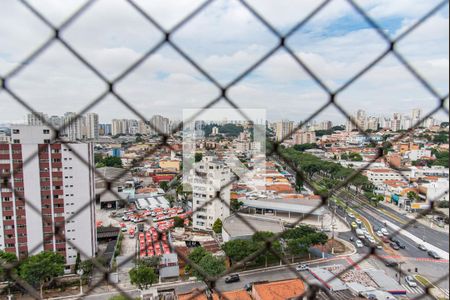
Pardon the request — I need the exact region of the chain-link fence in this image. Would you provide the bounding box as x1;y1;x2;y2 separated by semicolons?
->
0;0;449;299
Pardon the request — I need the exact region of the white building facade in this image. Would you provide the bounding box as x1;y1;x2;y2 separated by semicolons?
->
0;125;96;267
190;156;231;230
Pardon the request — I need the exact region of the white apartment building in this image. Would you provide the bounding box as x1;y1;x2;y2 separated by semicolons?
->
61;112;82;141
85;113;99;140
190;156;232;230
293;130;316;145
275;120;294;141
405;149;432;161
366;169;404;185
27;112;48;126
410;166;449;179
1;125;96;267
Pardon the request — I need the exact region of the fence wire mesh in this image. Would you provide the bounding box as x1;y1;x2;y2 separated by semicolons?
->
0;0;449;299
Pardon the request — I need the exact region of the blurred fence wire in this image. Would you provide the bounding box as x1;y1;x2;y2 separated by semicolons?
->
0;0;449;299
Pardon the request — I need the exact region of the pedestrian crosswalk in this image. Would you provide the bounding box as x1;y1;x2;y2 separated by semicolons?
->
402;284;425;294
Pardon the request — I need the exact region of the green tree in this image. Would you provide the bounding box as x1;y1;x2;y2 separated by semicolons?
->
195;254;226;280
79;259;95;279
407;191;419;201
138;256;161;269
293;143;317;152
129;264;158;290
349;152;363;162
18;252;65;298
185;247;208;273
173;216;185;228
74;252;81;272
212;218;223;234
433;132;449;144
96;156;123;168
222;240;257;265
0;251;18;288
433;151;449;168
231;198;244;212
195;152;203;162
159;181;169;191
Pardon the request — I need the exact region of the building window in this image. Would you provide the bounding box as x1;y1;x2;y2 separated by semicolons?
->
13;139;20;144
44;139;51;144
43;129;50;134
12;129;20;134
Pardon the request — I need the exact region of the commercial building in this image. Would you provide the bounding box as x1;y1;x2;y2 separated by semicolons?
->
190;155;232;230
366;169;404;184
0;125;96;268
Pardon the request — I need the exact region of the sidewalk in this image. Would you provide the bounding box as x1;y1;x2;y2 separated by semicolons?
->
381;202;449;234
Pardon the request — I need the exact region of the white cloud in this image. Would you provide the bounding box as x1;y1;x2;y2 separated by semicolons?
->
0;0;448;124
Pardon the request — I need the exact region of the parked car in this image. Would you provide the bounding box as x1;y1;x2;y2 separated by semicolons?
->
385;260;398;267
389;236;398;243
418;244;427;251
428;250;440;259
405;276;417;287
224;274;240;283
395;240;406;249
376;231;384;237
348;213;355;219
356;240;364;248
381;228;389;236
390;242;400;250
355;219;362;225
381;236;390;243
296;264;309;271
351;222;358;229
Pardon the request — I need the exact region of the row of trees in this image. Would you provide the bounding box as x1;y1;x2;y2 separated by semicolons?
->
0;251;96;298
280;148;373;192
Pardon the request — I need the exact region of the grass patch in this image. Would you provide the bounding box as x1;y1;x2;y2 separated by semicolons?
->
415;275;432;287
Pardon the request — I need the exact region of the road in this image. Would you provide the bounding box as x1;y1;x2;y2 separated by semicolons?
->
274;155;448;254
343;189;449;253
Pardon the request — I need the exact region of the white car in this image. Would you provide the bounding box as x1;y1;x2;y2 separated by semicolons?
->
356;240;364;248
368;237;376;244
381;228;389;236
376;231;384;237
348;213;355;219
405;276;417;287
296;264;309;271
355;219;362;225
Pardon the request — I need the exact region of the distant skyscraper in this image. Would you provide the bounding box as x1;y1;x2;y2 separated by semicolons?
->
275;120;294;141
99;124;112;136
149;115;170;135
27;112;48;126
48;116;62;129
61;112;82;141
391;113;402;132
85;113;99;140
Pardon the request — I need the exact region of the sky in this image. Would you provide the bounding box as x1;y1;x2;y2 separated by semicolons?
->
0;0;448;124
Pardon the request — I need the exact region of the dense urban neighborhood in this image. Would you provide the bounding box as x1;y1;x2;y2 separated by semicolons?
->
0;107;448;300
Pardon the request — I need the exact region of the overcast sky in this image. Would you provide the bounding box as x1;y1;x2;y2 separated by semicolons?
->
0;0;448;124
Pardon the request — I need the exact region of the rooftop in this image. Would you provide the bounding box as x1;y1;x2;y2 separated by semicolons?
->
222;214;284;239
252;279;305;300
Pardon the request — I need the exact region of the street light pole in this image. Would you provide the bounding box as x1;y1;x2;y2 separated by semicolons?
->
77;269;84;295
